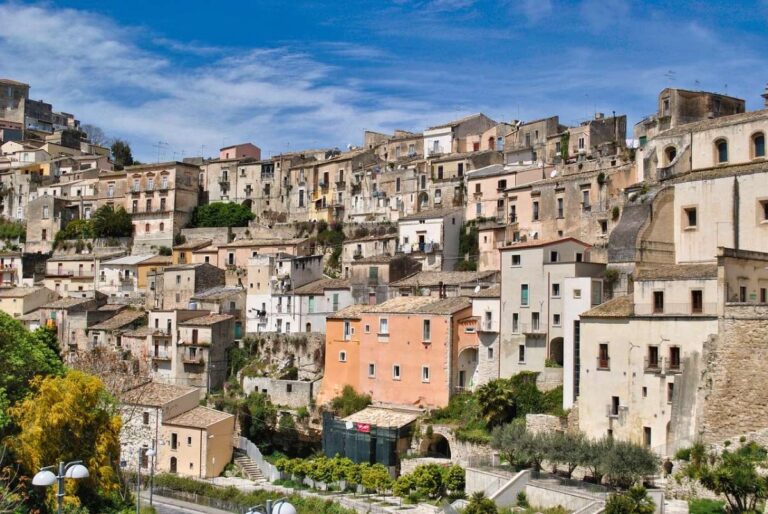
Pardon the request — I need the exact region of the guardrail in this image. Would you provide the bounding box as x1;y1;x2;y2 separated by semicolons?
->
234;435;280;482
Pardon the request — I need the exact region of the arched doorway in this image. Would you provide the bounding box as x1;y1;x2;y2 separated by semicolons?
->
549;337;564;366
457;347;479;391
242;199;253;210
420;434;451;459
305;322;312;333
417;192;429;211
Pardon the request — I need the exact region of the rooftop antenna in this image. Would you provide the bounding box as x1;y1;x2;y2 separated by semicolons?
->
664;70;676;84
152;141;169;163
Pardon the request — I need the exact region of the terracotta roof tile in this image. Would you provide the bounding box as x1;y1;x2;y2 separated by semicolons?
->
164;406;234;428
635;264;717;281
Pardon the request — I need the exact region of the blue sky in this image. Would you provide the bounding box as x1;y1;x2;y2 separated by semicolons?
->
1;0;767;161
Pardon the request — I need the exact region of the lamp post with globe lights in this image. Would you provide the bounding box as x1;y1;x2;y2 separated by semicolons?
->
32;460;89;514
248;498;297;514
137;447;157;514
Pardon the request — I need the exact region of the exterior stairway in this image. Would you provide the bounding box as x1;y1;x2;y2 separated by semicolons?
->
234;450;267;483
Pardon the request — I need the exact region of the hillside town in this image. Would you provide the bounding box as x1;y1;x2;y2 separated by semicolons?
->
2;75;768;514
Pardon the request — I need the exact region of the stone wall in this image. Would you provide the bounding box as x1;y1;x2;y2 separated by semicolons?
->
239;332;325;380
536;368;564;392
241;376;321;409
699;304;768;443
411;424;495;467
525;414;566;435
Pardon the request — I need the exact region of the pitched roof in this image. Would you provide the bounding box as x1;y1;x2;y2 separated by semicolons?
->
498;237;590;251
343;407;419;429
103;254;157;266
140;255;173;265
121;381;198;407
399;208;462;222
391;270;498;287
635;264;717;281
427;112;491;130
178;313;233;326
42;297;93;310
0;78;29;86
352;253;398;264
328;304;370;320
89;310;146;331
363;296;471;315
293;278;350;295
172;239;212;251
220;237;308;248
191;286;244;301
466;164;506;180
345;233;397;243
19;310;42;321
164;406;234;428
581;295;634;318
0;286;47;298
468;284;501;298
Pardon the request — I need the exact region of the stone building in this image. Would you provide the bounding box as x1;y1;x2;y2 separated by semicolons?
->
390;270;499;298
423;113;498;156
0;285;57;318
341;233;397;278
25;195;72;254
177;313;235;390
453;285;501;390
150;262;226;310
348;254;421;305
397;208;464;271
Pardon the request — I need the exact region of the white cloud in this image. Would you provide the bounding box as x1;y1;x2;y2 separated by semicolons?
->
520;0;553;23
0;3;452;161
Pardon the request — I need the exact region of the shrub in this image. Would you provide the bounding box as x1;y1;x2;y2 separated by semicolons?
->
605;486;655;514
158;246;172;256
516;490;529;508
329;386;371;417
464;492;497;514
191;202;255;227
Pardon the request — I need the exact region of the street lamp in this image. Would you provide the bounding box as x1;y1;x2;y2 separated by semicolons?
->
137;447;157;514
32;460;90;514
247;498;297;514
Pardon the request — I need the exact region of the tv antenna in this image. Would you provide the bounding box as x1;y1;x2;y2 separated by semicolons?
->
152;141;169;163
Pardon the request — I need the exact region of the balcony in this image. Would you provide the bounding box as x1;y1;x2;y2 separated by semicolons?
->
158;184;170;192
145;184;155;192
335;180;346;188
597;357;610;370
521;323;545;336
319;181;328;191
152;354;171;362
606;404;620;419
130;186;141;195
582;203;591;213
182;355;205;365
644;357;661;374
479;320;497;333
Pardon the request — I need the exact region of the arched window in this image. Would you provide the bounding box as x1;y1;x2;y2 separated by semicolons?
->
715;139;728;163
664;146;677;165
753;132;765;158
159;222;165;232
144;223;150;233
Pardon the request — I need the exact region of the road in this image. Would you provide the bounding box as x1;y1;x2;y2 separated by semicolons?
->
140;493;234;514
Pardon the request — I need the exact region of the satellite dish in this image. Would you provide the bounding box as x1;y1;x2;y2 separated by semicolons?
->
347;144;353;150
474;285;481;293
550;170;558;178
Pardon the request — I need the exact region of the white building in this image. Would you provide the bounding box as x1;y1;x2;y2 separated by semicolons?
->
397;208;464;271
99;254;156;298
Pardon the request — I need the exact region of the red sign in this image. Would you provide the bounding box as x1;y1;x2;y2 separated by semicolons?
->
355;423;371;433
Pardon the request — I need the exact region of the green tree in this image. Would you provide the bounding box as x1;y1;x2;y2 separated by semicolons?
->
463;492;498;514
443;464;466;494
602;440;660;489
0;312;64;431
548;431;587;478
110;139;134;170
8;371;122;512
476;379;516;426
411;464;444;498
243;392;277;446
491;419;527;466
191;203;255;228
699;442;768;513
605;486;656;514
361;464;392;495
329;385;371;417
92;205;133;238
580;437;613;484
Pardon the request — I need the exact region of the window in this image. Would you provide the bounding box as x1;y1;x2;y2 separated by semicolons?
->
532;201;539;220
691;290;703;313
396;177;401;192
754;133;766;158
437;165;443;179
308;296;315;313
423;320;431;341
392;365;401;380
582;189;590;208
550;251;559;262
159;222;164;232
740;286;747;302
684;207;697;229
287;383;293;393
511;254;521;266
488;347;494;359
42;229;47;241
144;223;150;233
642;386;648;398
598;343;610;369
553;314;561;326
146;198;152;211
368;363;375;377
497;179;507;190
364;324;371;333
457;163;464;176
518;344;525;363
531;312;540;330
42;205;49;219
171;433;178;450
761;288;767;303
343;320;351;340
667;382;674;403
669;347;681;371
521;284;529;306
610;396;620;417
760;200;768;221
665;146;677;164
576;252;583;262
557;198;564;218
512;313;519;333
715;139;728;163
653;291;664;313
142;412;149;425
379;318;389;334
643;427;652;448
339;351;347;362
422;366;430;382
578;137;585;150
647;345;659;369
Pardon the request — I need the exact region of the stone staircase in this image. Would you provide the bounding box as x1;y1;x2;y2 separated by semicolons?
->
234;450;267;483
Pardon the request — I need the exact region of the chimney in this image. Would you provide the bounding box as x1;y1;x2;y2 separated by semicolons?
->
762;83;768;109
